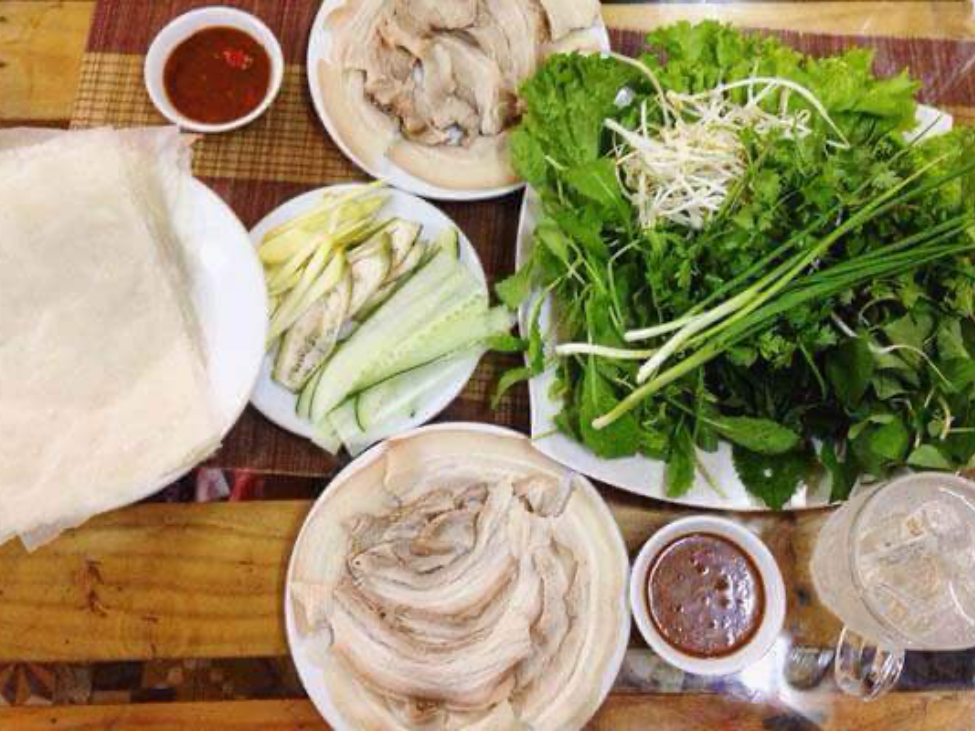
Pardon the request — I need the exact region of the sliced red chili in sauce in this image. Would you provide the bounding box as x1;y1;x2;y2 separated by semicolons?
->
163;26;271;125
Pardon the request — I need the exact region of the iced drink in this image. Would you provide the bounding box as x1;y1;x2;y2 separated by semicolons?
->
812;473;975;650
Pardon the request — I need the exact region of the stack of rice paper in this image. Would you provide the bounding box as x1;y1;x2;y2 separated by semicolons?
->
0;127;221;549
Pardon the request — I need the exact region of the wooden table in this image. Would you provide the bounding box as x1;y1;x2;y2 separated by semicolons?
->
2;1;974;729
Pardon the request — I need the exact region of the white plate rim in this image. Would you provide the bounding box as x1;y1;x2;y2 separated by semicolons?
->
284;421;631;731
514;105;953;512
248;184;487;443
146;176;268;492
305;0;610;201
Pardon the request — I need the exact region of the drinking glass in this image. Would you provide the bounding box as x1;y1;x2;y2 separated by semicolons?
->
811;473;975;699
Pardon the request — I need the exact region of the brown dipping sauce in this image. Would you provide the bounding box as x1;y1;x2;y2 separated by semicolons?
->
163;26;271;124
647;532;764;658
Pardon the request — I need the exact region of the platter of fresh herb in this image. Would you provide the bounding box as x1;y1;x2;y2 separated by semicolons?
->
500;21;975;509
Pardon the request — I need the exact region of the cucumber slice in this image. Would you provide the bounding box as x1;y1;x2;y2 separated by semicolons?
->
327;351;478;456
352;296;512;391
273;271;351;391
311;417;341;454
436;227;459;259
357;251;471;331
309;253;476;421
328;396;412;458
386;304;513;374
296;366;323;419
311;286;484;421
355;349;481;430
328;400;365;454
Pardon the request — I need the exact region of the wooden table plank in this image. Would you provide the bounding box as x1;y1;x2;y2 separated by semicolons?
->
0;501;310;662
0;1;94;122
603;1;975;39
0;499;838;662
0;699;325;731
3;692;975;731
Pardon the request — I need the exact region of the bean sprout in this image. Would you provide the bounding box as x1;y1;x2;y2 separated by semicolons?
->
606;54;849;231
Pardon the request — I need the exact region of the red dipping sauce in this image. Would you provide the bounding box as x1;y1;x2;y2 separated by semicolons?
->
163;26;271;125
647;532;765;658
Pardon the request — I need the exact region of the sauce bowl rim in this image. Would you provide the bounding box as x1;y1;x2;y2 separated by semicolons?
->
629;514;787;676
144;6;285;134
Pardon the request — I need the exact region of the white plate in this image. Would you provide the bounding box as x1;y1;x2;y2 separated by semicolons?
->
249;184;486;441
284;422;631;731
306;0;610;201
150;176;269;489
515;106;953;511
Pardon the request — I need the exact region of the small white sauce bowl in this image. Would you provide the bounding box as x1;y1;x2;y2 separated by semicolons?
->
144;7;284;134
630;515;786;676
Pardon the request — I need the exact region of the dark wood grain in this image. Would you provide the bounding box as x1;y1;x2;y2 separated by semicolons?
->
3;692;975;731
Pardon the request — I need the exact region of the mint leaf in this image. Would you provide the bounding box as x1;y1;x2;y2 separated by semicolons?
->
527;316;545;374
852;416;909;474
870;417;910;462
485;333;526;353
552;207;607;259
882;311;934;367
491;366;531;409
535;220;571;266
665;426;695;497
872;373;908;400
937;319;969;361
820;441;858;502
907;444;953;470
564;158;627;215
495;260;534;309
733;446;811;510
941;358;975;395
706;415;801;455
826;337;874;407
579;359;641;458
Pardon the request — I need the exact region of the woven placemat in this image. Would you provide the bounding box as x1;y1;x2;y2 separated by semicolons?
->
71;0;975;478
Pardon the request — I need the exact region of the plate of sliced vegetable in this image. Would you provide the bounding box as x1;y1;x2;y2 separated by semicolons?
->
505;22;972;510
250;183;513;457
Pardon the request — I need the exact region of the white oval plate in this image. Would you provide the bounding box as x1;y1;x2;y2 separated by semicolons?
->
306;0;610;201
249;185;486;441
285;422;631;731
150;177;269;489
515;105;953;511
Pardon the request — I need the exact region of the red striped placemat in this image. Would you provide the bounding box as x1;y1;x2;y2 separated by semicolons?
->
71;0;975;478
